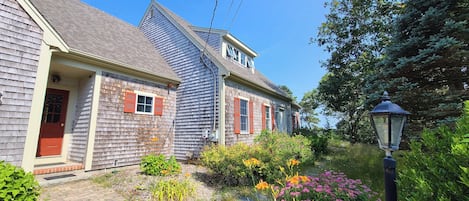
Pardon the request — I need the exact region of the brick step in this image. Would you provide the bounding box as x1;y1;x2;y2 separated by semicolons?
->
34;163;84;175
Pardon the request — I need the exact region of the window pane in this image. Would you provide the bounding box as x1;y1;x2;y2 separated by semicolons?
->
240;53;246;65
136;104;144;112
241;116;247;131
144;105;152;113
146;97;153;104
137;95;145;104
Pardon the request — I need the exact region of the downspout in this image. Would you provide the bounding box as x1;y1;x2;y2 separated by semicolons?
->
199;54;217;137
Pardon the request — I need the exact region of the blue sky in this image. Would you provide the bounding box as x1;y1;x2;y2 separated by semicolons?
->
82;0;331;125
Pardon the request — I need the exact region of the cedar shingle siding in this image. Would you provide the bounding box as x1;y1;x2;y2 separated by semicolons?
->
68;76;95;164
92;72;177;169
0;0;43;166
141;7;219;160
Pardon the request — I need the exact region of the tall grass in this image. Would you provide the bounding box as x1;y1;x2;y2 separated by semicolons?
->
304;139;386;200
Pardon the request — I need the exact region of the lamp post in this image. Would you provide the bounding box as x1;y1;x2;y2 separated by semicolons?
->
370;91;410;201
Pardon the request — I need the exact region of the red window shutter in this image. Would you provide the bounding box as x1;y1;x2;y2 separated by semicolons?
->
249;101;254;134
271;106;276;131
123;92;136;113
154;97;164;116
234;97;241;134
261;105;266;130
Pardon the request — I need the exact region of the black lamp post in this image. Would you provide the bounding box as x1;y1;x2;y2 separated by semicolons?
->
370;91;410;201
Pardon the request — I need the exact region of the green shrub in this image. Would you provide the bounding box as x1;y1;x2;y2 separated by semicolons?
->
293;128;329;156
151;177;195;201
140;154;181;176
201;131;313;185
397;101;469;201
0;161;40;200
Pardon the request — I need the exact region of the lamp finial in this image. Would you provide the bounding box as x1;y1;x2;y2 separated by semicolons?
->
382;91;390;101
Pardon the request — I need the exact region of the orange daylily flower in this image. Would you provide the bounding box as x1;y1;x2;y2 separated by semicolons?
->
255;180;270;190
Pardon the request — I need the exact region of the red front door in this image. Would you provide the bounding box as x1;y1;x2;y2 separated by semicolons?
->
36;89;69;157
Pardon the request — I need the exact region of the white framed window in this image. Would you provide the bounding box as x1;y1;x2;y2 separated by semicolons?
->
240;98;249;133
124;91;164;116
225;43;254;68
265;105;271;130
136;94;153;114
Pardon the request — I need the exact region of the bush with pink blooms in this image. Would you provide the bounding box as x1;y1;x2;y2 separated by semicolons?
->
275;171;379;201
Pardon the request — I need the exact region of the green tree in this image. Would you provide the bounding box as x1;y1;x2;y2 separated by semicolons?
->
369;0;469;135
278;85;297;103
299;89;320;128
315;0;401;143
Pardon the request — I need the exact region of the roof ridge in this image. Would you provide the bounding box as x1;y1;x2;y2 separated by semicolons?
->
148;1;290;99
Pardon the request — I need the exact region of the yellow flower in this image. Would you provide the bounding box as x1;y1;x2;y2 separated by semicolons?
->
288;159;300;166
243;158;261;168
151;137;159;142
255;180;270;190
184;173;191;178
160;170;169;175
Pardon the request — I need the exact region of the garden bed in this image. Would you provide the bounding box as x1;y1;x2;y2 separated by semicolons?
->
92;163;218;200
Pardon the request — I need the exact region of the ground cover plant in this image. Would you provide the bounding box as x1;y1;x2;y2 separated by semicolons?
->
140;154;181;176
0;161;40;200
256;170;379;201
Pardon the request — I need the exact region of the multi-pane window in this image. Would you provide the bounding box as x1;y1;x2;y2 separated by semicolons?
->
225;43;255;68
265;106;271;130
240;99;248;132
136;95;153;114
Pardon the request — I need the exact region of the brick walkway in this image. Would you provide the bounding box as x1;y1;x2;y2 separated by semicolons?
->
39;179;125;201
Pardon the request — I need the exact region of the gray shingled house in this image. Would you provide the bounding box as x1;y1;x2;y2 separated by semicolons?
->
0;0;180;173
139;1;295;160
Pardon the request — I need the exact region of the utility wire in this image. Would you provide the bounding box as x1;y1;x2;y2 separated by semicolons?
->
201;0;218;57
227;0;243;31
224;0;235;28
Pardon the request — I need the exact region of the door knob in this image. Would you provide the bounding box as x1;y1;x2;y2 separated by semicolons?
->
61;123;65;127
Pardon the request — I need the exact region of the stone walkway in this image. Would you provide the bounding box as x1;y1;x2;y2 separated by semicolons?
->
39;179;125;201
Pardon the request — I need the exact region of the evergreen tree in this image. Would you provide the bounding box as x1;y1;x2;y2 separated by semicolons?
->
370;0;469;134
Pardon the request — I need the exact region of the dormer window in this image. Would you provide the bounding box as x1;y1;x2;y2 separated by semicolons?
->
225;43;255;68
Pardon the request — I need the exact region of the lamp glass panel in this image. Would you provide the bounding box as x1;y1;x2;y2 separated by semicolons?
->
390;115;406;150
372;114;389;149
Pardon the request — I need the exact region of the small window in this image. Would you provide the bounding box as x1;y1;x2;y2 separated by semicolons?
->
226;45;234;58
247;57;254;68
240;99;248;133
233;48;240;62
124;91;164;116
265;105;271;130
136;95;153;114
240;52;246;66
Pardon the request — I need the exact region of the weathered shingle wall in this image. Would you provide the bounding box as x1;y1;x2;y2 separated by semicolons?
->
0;0;43;166
140;6;219;160
91;72;176;170
194;31;222;53
225;80;292;145
68;76;95;163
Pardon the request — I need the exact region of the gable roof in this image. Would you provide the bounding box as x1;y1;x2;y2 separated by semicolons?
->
29;0;180;83
146;1;290;100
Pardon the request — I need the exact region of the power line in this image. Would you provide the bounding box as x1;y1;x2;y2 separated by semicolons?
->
227;0;243;31
201;0;218;56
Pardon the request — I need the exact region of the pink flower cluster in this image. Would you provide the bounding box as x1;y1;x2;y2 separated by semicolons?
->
276;171;380;201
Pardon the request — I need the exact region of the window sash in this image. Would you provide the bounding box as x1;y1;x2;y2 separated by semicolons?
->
240;99;248;132
265;106;271;130
136;95;153;114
